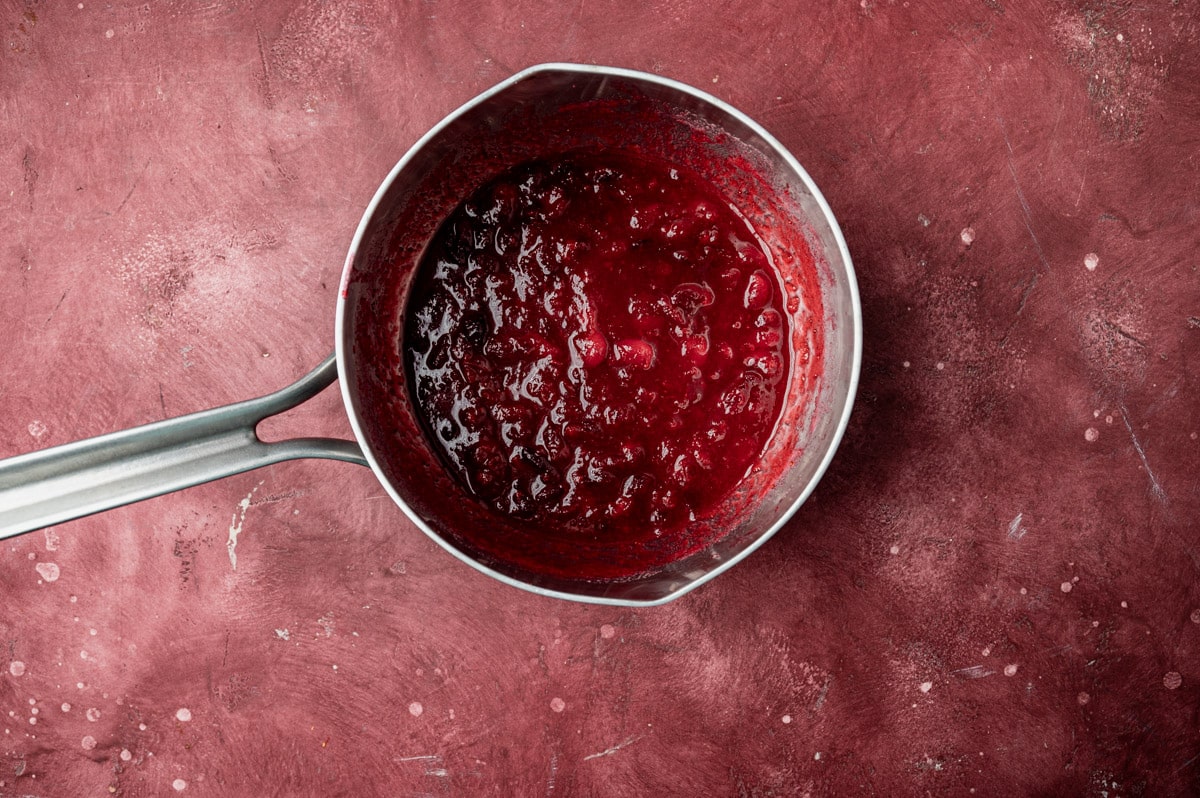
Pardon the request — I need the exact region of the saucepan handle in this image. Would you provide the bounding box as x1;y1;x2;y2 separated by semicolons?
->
0;354;366;540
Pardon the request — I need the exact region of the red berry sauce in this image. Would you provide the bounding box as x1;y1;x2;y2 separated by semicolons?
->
404;150;790;570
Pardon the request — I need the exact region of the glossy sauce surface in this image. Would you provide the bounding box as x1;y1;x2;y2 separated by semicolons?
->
405;151;791;560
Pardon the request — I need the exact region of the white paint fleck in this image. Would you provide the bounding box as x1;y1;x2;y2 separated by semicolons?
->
936;361;945;370
1164;671;1182;690
1121;601;1128;608
227;482;263;570
81;735;96;749
175;708;191;723
104;28;114;38
120;749;132;762
61;703;70;712
138;723;146;731
1116;32;1124;42
1007;513;1027;540
1078;692;1090;705
1190;609;1200;624
43;529;60;551
981;646;991;657
1020;587;1028;595
781;714;792;724
173;778;188;791
8;661;25;677
1085;427;1100;442
86;708;100;722
1004;664;1019;677
919;681;933;693
599;624;616;639
27;420;47;439
27;717;35;725
69;595;77;603
550;697;566;713
960;227;976;245
814;752;822;761
918;213;931;227
408;702;423;718
1084;252;1099;271
274;628;290;641
1061;582;1073;594
902;360;911;368
889;544;900;555
89;628;97;636
76;682;84;689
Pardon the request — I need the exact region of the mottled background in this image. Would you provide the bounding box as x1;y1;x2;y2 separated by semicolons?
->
2;1;1199;796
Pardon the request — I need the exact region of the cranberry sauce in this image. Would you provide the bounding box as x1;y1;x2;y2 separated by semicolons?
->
404;150;791;560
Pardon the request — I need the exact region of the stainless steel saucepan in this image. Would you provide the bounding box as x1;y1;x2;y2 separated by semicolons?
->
0;63;861;606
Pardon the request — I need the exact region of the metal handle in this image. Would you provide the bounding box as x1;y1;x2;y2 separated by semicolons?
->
0;354;366;539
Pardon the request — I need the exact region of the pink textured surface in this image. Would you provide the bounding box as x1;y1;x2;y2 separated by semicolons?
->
1;1;1198;796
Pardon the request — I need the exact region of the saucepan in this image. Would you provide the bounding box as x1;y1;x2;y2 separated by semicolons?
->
0;64;861;605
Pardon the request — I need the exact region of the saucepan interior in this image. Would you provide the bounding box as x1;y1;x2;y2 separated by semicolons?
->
336;64;860;605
